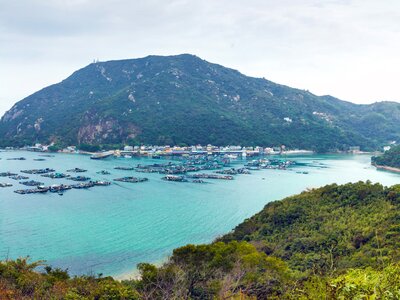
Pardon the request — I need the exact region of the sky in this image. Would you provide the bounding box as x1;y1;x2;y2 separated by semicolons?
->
1;0;400;115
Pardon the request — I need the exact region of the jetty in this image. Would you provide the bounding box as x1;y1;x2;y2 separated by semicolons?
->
90;151;114;160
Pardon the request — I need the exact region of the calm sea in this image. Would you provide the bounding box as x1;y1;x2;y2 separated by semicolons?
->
0;151;399;277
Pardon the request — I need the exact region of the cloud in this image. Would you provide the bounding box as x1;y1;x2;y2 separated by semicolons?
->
0;0;400;115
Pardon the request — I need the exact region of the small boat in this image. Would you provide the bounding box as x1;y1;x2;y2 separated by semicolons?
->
67;176;91;182
42;173;70;179
114;166;135;170
49;184;72;193
9;175;29;180
114;177;148;183
162;175;188;182
20;180;44;186
21;168;55;174
0;172;18;177
192;179;207;184
66;168;87;173
93;180;111;186
97;170;111;175
0;183;12;188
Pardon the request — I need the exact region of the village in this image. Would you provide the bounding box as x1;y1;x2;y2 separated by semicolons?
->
9;143;316;159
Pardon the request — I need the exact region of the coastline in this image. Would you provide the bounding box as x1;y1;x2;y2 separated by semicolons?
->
373;164;400;174
114;269;141;281
114;258;166;281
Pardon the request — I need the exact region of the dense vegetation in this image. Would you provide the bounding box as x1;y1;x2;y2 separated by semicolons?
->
1;181;400;299
372;144;400;169
1;54;400;152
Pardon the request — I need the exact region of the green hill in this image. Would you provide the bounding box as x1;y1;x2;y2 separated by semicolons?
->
1;181;400;299
1;54;400;152
372;145;400;169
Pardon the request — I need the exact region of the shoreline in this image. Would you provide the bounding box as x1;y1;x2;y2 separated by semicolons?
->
373;164;400;173
114;258;166;281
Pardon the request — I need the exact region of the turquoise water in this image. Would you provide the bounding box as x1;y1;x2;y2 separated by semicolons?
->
0;151;399;277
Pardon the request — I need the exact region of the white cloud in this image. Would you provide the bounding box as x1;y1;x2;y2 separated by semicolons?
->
0;0;400;115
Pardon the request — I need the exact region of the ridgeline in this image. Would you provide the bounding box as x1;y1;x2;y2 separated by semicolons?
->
1;54;400;152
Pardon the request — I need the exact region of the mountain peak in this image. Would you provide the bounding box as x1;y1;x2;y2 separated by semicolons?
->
1;55;400;151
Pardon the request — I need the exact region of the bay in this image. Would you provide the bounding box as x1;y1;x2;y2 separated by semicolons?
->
0;151;399;277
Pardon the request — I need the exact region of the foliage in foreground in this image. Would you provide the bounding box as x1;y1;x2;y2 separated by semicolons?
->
1;181;400;299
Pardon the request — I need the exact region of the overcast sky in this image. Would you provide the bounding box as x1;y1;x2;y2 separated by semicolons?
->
1;0;400;115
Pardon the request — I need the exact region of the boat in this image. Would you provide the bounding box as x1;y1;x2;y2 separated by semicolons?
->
192;179;207;184
162;175;188;182
93;180;111;186
0;183;12;188
114;166;135;170
67;176;91;182
71;182;95;189
187;174;234;180
224;154;238;159
66;168;87;173
49;184;72;193
21;168;55;174
42;173;70;179
14;186;49;194
114;177;148;183
9;175;29;180
96;170;111;175
0;172;18;177
20;180;44;186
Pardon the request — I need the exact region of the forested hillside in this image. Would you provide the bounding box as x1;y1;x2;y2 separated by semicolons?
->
372;145;400;169
1;54;400;152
